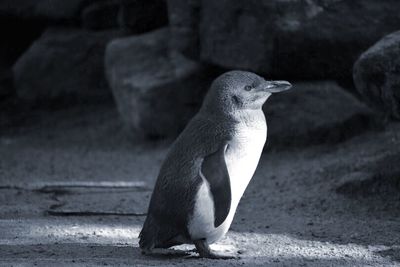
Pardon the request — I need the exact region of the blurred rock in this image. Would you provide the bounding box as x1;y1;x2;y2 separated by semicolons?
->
81;0;120;30
0;18;45;66
167;0;201;57
168;0;400;80
13;27;123;103
0;0;85;21
105;28;217;139
0;17;46;99
81;0;168;32
119;0;168;33
353;31;400;120
264;81;378;149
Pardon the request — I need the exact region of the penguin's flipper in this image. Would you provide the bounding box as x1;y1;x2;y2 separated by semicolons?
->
200;144;231;228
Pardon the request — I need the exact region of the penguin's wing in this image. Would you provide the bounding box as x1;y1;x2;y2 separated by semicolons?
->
200;143;231;228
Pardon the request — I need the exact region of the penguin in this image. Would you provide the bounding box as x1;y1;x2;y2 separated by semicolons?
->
139;70;292;259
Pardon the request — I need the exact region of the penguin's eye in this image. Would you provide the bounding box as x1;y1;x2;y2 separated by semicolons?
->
244;85;253;91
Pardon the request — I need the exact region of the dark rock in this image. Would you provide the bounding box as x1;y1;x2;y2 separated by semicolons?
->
0;17;45;67
119;0;168;33
0;17;46;99
0;0;85;21
168;0;400;80
168;0;201;57
353;31;400;120
81;0;121;30
81;0;168;32
264;81;378;149
105;28;217;139
13;27;124;103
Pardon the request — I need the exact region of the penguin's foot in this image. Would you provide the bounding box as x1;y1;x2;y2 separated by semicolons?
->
193;240;237;260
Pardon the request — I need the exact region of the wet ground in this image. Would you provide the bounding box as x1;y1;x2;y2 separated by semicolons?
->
1;100;400;266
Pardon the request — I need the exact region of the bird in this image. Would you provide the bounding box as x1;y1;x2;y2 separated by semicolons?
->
139;70;292;259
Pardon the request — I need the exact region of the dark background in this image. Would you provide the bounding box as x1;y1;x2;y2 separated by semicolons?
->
1;0;399;143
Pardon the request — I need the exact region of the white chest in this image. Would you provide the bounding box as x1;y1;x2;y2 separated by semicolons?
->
188;112;267;243
225;120;267;207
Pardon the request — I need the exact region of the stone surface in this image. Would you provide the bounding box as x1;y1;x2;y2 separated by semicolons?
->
105;28;217;139
264;81;378;149
353;31;400;120
47;187;150;216
0;0;85;21
168;0;400;80
336;153;400;197
13;27;124;103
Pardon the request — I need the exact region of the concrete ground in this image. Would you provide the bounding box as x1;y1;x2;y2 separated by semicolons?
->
1;100;400;266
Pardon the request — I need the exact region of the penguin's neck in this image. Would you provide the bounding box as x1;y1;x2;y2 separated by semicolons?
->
227;108;267;178
230;108;266;129
202;103;266;124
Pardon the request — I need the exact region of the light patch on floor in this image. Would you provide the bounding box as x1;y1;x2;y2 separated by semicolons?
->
0;219;398;265
0;219;140;245
227;232;398;262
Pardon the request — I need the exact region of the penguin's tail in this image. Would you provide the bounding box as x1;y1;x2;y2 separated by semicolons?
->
139;216;157;252
139;215;182;251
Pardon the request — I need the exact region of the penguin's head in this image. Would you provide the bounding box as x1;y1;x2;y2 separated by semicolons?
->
203;70;292;112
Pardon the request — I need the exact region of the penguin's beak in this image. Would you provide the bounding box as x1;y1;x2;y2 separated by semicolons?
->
261;80;292;93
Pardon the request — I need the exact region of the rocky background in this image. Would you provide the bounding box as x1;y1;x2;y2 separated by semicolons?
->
1;0;400;141
1;0;400;266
